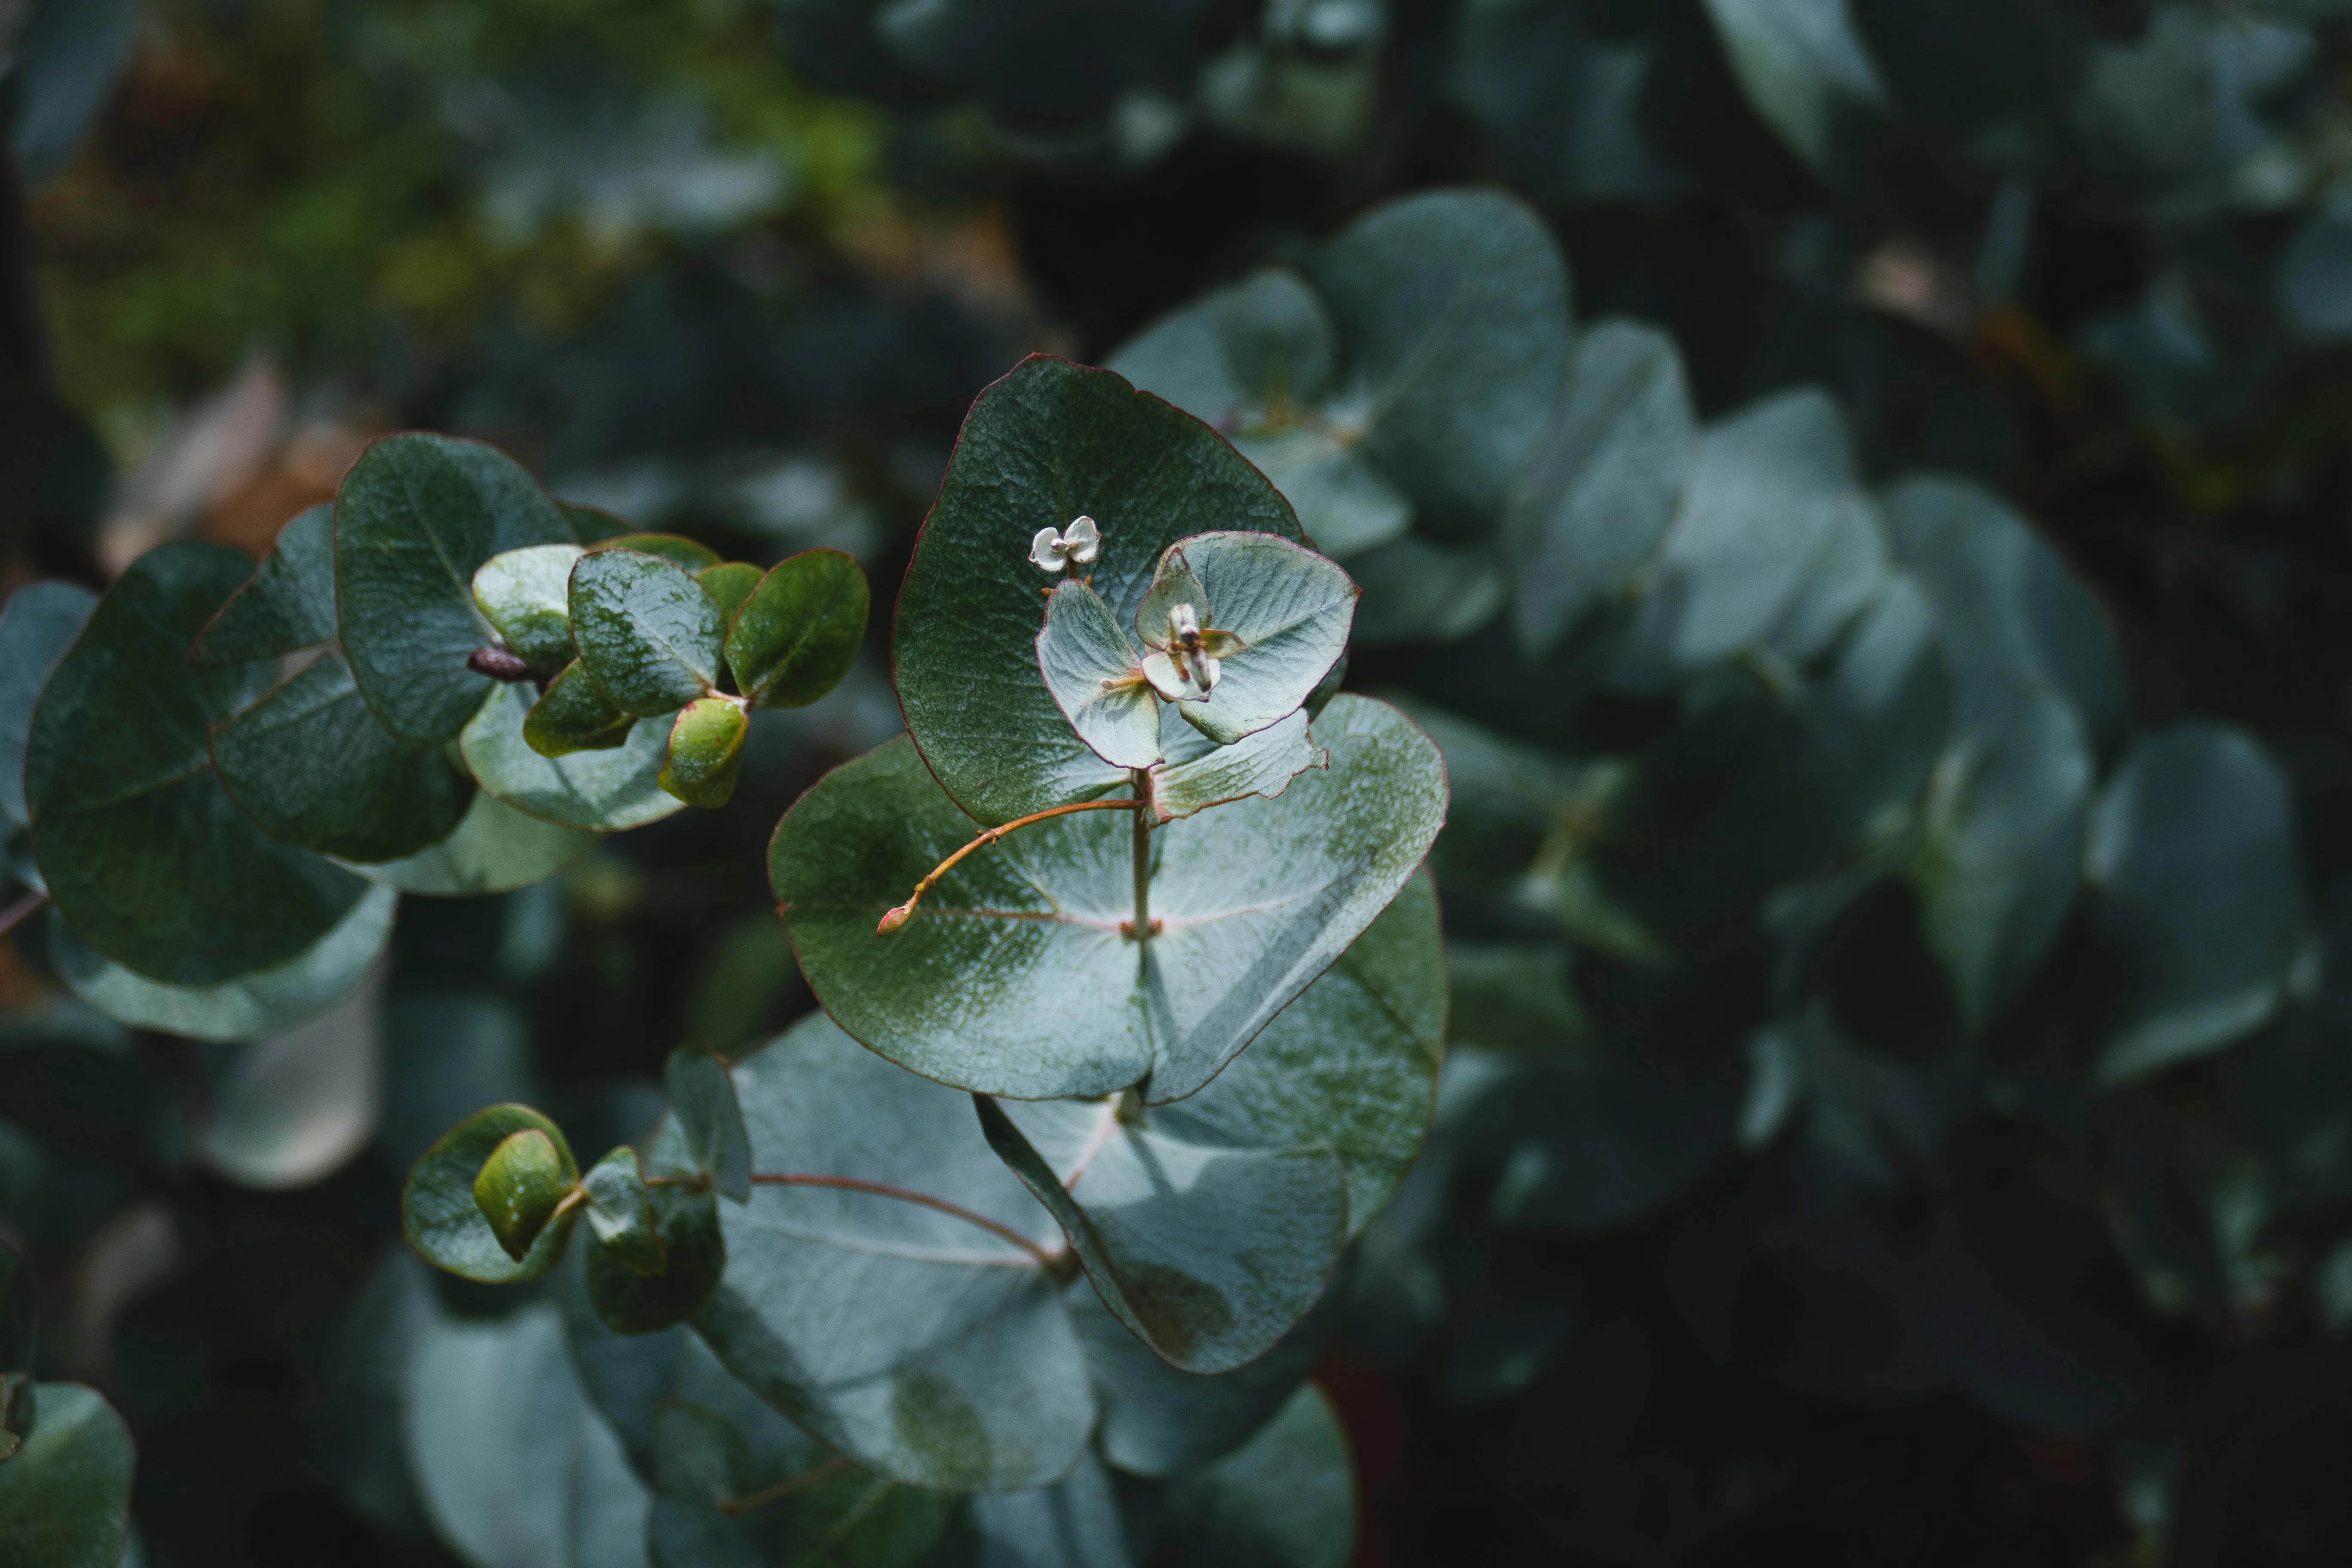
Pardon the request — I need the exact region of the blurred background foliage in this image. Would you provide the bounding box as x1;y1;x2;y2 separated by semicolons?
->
13;0;2352;1563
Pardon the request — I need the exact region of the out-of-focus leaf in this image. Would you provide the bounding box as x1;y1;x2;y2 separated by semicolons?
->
690;1014;1090;1493
570;549;725;716
337;434;583;745
194;505;338;665
47;882;393;1042
474;544;588;672
1347;536;1504;646
895;355;1304;828
658;698;750;809
2089;723;2310;1083
1143;1385;1354;1568
26;543;367;983
402;1104;580;1284
2277;184;2352;342
665;1047;750;1205
1701;0;1892;187
0;1383;135;1568
343;790;595;896
11;0;141;184
199;966;381;1188
377;993;540;1171
723;548;868;708
0;581;96;845
1505;319;1694;659
774;696;1446;1103
212;655;475;863
463;683;686;833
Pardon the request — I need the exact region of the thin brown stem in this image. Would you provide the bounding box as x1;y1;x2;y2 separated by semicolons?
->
0;890;49;941
722;1455;855;1516
746;1173;1059;1266
877;799;1138;934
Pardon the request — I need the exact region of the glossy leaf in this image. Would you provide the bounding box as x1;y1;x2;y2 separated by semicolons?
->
0;580;96;843
474;543;588;672
1142;533;1356;746
344;790;595;896
1312;188;1571;538
1504;319;1695;658
773;694;1447;1102
47;880;393;1042
665;1046;751;1204
894;355;1304;827
694;562;762;630
336;434;582;745
571;549;725;716
723;548;869;708
527;661;637;757
1037;579;1160;769
602;533;722;573
403;1104;581;1283
586;1124;726;1336
463;682;686;833
585;1148;665;1277
26;543;368;984
2089;724;2310;1083
1145;709;1323;823
1145;1385;1354;1568
689;1014;1091;1493
211;654;475;863
0;1384;134;1568
194;502;338;664
659;698;749;809
477;1127;575;1260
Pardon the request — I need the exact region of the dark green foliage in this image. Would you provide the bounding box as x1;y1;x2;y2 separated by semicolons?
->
403;1105;581;1284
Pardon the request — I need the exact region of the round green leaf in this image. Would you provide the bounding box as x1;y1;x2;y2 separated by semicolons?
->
1313;189;1571;540
1237;432;1412;560
194;503;338;665
48;883;395;1043
1138;532;1356;747
584;1146;665;1277
600;533;721;572
690;1014;1091;1493
211;654;475;863
342;789;595;896
659;697;749;810
772;694;1446;1102
26;542;368;984
723;548;868;710
894;355;1304;828
336;434;583;745
0;582;98;839
1109;269;1338;425
462;681;687;833
475;1127;575;1261
571;548;726;717
665;1046;751;1204
1037;580;1160;769
402;1103;581;1283
586;1126;726;1337
473;543;587;672
0;1383;134;1568
526;660;638;757
694;562;763;632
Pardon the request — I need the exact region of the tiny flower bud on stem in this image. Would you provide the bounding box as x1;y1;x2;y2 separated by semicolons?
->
878;798;1140;935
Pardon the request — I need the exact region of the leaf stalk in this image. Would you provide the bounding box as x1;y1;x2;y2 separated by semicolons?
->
877;798;1138;934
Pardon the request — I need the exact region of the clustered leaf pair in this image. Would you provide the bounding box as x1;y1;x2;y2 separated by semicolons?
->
470;530;867;809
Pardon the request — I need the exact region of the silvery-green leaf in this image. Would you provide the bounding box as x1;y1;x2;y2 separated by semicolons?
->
1144;533;1356;747
193;503;338;665
0;580;96;839
1701;0;1892;186
1145;710;1323;822
474;544;588;672
47;883;393;1042
1504;319;1694;659
1142;1385;1354;1568
584;1147;665;1277
1346;536;1503;647
894;357;1305;828
772;695;1446;1103
587;1124;725;1335
570;548;726;716
463;682;687;833
1036;580;1159;770
343;789;595;897
198;967;381;1189
2089;724;2310;1084
689;1014;1091;1493
666;1047;750;1204
1233;431;1412;560
970;1452;1133;1568
1108;269;1338;425
0;1383;134;1568
722;548;869;710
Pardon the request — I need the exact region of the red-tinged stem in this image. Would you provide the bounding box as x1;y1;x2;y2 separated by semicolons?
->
0;890;48;940
645;1170;1060;1268
723;1455;855;1516
877;798;1138;935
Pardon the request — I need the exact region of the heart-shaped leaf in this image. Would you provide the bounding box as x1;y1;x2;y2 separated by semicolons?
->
1145;709;1324;822
462;682;686;833
526;661;637;757
689;1014;1090;1493
772;694;1446;1102
342;790;594;896
585;1127;726;1336
403;1104;581;1284
48;883;395;1043
695;562;763;631
473;543;586;672
894;355;1305;827
1136;533;1356;746
0;581;96;846
336;434;584;745
195;503;339;664
570;548;725;716
26;542;369;984
211;654;475;863
723;548;869;709
660;697;750;809
0;1383;134;1568
1037;579;1160;769
666;1047;750;1204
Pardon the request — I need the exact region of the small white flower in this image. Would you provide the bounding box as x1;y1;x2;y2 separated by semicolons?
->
1141;600;1240;700
1029;515;1102;574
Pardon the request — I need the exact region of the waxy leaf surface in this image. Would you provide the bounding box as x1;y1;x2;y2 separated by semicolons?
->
474;543;586;671
660;698;749;809
724;548;869;708
1036;580;1159;769
195;502;338;664
1141;533;1355;745
464;682;686;833
344;789;594;896
571;548;725;716
772;695;1446;1102
403;1103;581;1284
528;661;638;757
587;1125;726;1335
